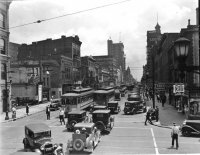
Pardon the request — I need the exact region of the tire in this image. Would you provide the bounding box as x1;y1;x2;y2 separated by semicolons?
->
69;120;77;130
95;121;105;132
73;139;84;151
182;129;191;137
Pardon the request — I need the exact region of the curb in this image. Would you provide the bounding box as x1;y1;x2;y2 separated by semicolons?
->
1;109;46;123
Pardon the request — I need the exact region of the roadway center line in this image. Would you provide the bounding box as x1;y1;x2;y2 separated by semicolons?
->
151;128;159;155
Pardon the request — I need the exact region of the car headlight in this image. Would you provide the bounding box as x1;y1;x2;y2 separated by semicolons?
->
183;120;186;125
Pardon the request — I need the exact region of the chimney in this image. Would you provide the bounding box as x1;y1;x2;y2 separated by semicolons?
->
188;19;190;26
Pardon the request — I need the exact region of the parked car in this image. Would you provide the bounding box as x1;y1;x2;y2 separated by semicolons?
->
22;123;56;155
49;99;61;111
66;110;87;131
124;101;145;115
180;120;200;136
67;123;101;153
107;101;121;114
92;110;114;132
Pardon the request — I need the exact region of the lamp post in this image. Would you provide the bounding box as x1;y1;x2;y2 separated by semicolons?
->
174;37;190;83
174;37;191;112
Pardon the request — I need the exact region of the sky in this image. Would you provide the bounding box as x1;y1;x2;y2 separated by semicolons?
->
8;0;198;81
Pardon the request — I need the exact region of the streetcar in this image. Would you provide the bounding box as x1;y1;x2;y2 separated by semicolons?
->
93;87;115;106
114;89;121;101
61;87;94;117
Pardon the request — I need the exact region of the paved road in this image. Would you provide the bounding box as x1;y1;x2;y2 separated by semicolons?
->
1;91;200;155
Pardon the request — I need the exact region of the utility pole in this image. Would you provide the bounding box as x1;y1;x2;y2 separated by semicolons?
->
4;64;9;120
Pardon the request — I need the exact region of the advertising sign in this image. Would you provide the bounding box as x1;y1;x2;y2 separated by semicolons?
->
38;84;42;102
173;83;184;94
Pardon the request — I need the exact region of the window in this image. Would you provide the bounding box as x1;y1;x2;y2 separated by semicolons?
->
1;63;6;80
0;13;5;28
0;39;5;54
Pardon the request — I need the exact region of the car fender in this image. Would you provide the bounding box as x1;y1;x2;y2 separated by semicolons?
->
181;125;200;134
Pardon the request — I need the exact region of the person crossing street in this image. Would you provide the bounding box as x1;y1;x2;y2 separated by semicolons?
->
171;122;180;149
59;108;65;125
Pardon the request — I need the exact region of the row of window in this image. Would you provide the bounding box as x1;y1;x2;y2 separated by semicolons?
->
0;13;5;28
0;38;5;54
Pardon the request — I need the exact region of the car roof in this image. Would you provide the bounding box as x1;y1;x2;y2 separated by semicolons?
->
93;110;111;113
185;120;200;123
108;101;118;104
94;105;107;108
68;110;86;114
125;101;140;103
74;122;95;128
25;123;50;133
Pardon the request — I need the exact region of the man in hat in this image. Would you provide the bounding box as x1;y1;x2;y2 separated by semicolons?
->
171;122;180;149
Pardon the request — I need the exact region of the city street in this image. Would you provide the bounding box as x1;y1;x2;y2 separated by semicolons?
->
1;93;200;155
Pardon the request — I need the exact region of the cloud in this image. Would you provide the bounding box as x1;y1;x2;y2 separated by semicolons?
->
9;0;198;81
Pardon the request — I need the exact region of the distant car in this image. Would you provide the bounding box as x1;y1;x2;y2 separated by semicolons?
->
107;101;121;114
92;110;114;132
91;105;107;112
124;101;145;115
49;99;61;111
181;120;200;136
22;123;55;155
67;123;101;153
66;110;87;131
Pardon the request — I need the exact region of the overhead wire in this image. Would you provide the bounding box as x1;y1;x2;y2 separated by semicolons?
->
10;0;132;29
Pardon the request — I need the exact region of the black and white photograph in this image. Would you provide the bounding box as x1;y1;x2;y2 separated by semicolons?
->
0;0;199;154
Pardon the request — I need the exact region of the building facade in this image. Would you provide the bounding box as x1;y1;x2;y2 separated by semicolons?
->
107;39;126;83
0;1;12;113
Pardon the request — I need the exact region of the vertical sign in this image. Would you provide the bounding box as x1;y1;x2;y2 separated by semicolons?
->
38;84;42;102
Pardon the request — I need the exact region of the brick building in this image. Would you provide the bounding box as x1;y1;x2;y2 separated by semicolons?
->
0;1;12;113
107;39;126;83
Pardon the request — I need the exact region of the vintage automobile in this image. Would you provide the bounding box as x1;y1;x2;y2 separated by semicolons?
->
181;120;200;137
92;110;114;132
67;123;101;153
66;110;87;131
49;98;61;111
23;123;55;155
124;101;144;115
107;101;121;114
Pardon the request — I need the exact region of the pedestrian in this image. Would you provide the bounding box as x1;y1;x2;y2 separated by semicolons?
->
171;122;180;149
46;105;50;120
12;105;16;121
145;110;152;125
155;106;159;122
156;94;160;103
26;103;29;115
59;108;65;125
161;94;166;107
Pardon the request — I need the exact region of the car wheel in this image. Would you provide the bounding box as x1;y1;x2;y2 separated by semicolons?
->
95;121;105;132
73;139;84;151
182;129;191;137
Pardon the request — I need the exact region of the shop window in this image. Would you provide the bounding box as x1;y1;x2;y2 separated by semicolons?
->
0;39;5;54
0;13;5;28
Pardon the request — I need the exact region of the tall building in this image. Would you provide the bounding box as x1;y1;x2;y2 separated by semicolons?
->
107;39;126;83
146;22;162;85
0;1;12;113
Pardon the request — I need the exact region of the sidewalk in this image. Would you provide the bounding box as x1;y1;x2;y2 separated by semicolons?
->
0;102;51;123
146;98;186;127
